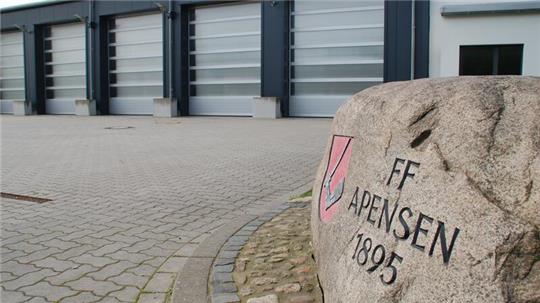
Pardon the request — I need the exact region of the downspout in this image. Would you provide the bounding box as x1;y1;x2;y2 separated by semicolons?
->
168;0;174;100
88;0;94;101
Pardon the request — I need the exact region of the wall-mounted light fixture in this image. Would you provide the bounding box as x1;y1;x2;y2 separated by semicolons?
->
74;14;95;28
155;2;166;13
13;24;26;32
74;14;85;22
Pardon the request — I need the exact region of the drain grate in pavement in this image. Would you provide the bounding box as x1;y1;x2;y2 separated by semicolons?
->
1;192;52;204
104;126;134;130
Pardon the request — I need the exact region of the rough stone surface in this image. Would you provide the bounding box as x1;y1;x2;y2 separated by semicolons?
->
246;294;279;303
311;76;540;303
232;206;323;303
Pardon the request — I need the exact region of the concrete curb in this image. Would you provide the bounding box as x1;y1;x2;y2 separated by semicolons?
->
170;215;256;303
168;183;314;303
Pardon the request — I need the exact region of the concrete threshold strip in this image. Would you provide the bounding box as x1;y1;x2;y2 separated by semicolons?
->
0;192;53;204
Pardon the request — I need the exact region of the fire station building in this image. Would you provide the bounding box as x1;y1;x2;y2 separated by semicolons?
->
1;0;538;117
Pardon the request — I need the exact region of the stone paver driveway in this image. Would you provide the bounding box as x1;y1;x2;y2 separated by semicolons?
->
0;116;330;303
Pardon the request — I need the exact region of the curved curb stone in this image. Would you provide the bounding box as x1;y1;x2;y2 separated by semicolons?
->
168;183;313;303
170;215;256;303
209;204;295;303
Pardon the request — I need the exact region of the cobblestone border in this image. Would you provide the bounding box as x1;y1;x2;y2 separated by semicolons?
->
209;203;310;303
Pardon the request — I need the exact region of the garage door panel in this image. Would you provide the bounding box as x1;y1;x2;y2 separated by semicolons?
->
294;9;384;29
0;79;24;89
1;66;24;78
290;0;384;117
1;90;25;100
190;51;260;66
1;44;24;56
0;100;13;113
113;57;162;71
109;12;163;115
289;96;348;118
113;43;162;57
44;22;86;114
192;67;260;82
292;82;378;96
109;98;154;115
115;13;162;28
46;75;85;87
189;96;253;116
293;46;384;62
45;99;76;114
47;37;85;51
294;64;383;79
293;28;384;46
193;2;260;21
113;86;162;98
112;28;161;44
48;63;85;75
294;1;382;11
189;2;261;116
1;31;25;114
114;71;163;84
190;83;259;96
192;35;260;52
47;88;85;99
192;19;260;37
47;49;86;64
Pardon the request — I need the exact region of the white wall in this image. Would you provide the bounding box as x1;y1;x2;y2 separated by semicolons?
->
429;0;540;77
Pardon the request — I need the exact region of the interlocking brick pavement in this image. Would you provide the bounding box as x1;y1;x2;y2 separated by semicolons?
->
0;116;330;302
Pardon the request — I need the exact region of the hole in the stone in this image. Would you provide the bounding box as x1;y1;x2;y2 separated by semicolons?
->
410;129;432;148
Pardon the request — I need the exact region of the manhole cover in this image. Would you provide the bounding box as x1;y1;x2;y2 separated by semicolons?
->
1;192;52;204
104;126;134;130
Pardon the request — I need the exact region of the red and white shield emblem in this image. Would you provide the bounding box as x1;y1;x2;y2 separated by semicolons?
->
319;135;353;223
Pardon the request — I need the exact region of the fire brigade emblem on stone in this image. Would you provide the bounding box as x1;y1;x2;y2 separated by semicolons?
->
319;135;353;223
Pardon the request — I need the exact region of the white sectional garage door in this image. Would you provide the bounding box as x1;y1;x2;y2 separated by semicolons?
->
0;31;25;114
44;23;86;114
290;1;384;117
189;2;261;116
109;13;163;115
